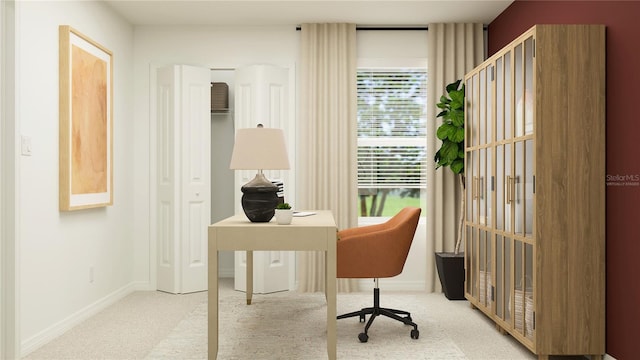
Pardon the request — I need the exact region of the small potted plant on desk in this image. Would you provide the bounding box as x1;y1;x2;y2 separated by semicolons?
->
434;79;466;300
275;202;293;225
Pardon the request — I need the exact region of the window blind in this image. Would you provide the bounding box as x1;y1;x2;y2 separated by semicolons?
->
357;70;427;189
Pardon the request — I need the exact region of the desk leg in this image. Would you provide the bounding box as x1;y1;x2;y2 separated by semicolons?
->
326;238;337;360
246;250;253;305
208;243;219;359
324;252;328;302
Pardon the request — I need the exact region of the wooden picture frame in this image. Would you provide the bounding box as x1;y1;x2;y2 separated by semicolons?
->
59;25;113;211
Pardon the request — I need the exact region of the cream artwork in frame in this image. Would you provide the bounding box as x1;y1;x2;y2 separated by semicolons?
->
59;25;113;211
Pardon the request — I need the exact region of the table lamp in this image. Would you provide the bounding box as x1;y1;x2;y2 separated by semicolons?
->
229;125;290;222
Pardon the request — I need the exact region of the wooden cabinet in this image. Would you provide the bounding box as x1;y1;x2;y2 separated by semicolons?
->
463;25;605;359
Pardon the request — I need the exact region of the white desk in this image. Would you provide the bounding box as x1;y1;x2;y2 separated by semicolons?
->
208;210;337;360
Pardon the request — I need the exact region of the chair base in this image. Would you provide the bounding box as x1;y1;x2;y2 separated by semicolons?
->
337;287;419;342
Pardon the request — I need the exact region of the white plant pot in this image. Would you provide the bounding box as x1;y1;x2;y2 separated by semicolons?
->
275;209;293;225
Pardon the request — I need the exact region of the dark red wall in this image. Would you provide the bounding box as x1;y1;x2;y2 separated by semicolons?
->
488;1;640;358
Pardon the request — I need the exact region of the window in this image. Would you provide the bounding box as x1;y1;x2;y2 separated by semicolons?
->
357;69;427;217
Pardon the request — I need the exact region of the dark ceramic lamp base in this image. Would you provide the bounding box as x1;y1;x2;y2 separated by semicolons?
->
241;173;279;222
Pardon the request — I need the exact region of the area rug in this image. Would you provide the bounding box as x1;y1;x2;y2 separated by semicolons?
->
145;287;467;360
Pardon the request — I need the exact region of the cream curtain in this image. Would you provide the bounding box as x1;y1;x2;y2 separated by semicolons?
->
426;23;484;292
297;23;358;293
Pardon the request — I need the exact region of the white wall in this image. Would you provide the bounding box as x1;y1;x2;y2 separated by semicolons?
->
16;0;135;354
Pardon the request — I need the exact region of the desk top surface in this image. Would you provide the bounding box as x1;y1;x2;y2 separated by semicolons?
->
210;210;335;228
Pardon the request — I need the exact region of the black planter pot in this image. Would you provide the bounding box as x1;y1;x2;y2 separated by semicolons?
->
434;252;465;300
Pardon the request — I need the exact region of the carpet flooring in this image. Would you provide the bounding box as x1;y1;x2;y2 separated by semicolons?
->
145;281;535;359
25;279;537;360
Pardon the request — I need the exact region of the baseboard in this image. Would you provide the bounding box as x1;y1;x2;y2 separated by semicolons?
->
604;354;617;360
20;281;140;357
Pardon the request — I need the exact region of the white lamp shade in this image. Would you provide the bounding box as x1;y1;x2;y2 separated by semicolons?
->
229;127;290;170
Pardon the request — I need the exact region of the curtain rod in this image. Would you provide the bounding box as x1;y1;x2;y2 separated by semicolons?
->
295;25;488;31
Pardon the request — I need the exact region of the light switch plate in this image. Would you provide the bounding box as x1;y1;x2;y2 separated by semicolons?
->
21;135;32;156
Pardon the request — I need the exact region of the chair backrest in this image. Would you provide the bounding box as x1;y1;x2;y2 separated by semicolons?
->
337;207;421;279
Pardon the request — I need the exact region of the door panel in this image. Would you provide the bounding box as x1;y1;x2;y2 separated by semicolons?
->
156;65;211;294
233;64;293;294
181;66;211;293
156;67;179;294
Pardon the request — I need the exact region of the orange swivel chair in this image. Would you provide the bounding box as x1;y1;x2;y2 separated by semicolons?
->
336;207;421;343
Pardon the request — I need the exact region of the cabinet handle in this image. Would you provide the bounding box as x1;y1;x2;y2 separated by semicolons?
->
506;175;512;204
511;176;515;203
511;176;514;204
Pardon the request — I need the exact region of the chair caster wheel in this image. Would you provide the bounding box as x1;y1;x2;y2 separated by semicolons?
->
359;314;366;323
410;329;419;339
358;332;369;343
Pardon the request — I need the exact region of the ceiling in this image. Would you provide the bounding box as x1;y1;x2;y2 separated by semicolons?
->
104;0;513;27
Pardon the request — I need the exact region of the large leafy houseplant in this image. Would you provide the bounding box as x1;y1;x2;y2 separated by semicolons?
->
434;79;465;254
433;79;466;300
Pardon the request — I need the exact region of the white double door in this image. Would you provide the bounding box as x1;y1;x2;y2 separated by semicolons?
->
155;64;295;294
233;64;296;294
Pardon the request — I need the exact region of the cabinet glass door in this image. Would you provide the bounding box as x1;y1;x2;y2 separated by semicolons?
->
497;235;516;325
524;36;534;135
479;68;486;145
470;227;477;298
514;43;524;137
496;145;504;230
513;240;534;340
466;77;474;147
467;150;477;224
503;236;512;324
496;234;504;318
478;230;494;308
504;52;512;140
523;243;534;340
496;58;504;141
513;240;524;334
486;65;493;144
524;140;534;237
515;38;534;137
466;226;473;296
514;141;524;235
486;147;492;228
504;144;513;233
479;148;486;226
514;140;533;237
470;74;479;147
478;64;494;146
